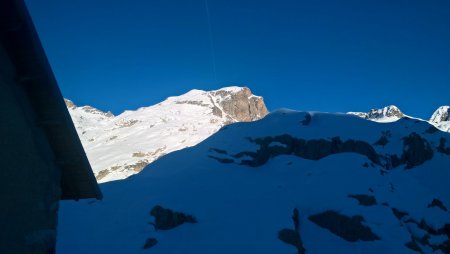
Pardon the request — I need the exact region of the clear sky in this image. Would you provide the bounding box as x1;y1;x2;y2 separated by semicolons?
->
25;0;450;119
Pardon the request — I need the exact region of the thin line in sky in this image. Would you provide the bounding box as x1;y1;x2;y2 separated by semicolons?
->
204;0;218;83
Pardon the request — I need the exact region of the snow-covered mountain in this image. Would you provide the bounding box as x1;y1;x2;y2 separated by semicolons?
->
348;105;405;123
430;106;450;133
58;110;450;254
65;86;268;182
349;105;450;133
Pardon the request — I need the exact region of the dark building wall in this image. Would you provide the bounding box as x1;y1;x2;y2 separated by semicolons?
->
0;44;60;253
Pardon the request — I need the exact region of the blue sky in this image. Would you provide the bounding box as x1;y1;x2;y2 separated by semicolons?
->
25;0;449;119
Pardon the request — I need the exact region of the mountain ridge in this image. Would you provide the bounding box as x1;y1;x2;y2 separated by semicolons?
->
66;86;268;182
66;90;448;183
348;105;450;132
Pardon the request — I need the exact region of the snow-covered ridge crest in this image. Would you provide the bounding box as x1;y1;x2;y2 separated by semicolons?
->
65;86;268;183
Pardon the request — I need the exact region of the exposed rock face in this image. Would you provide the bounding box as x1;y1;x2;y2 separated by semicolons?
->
391;206;450;253
150;205;197;231
367;105;403;119
142;238;158;249
212;87;268;122
428;198;448;212
308;211;380;242
209;134;381;167
278;208;306;254
278;229;305;254
437;138;450;155
389;132;434;169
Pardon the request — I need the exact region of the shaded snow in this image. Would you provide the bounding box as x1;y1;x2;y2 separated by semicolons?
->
58;110;450;254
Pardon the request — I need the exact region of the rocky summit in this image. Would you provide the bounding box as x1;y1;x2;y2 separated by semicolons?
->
348;105;404;123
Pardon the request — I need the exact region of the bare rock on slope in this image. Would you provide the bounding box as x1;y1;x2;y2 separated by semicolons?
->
214;87;268;122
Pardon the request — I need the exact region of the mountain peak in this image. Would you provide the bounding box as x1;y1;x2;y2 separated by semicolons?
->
65;86;268;182
430;106;450;132
430;106;450;124
348;105;404;122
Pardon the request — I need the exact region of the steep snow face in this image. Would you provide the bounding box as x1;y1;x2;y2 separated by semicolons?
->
65;86;268;182
58;110;450;254
430;106;450;132
348;105;404;123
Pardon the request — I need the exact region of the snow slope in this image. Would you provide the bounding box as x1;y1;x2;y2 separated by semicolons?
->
58;110;450;254
65;86;268;182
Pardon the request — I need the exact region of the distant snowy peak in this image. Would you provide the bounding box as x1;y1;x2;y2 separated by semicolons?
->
348;105;450;133
348;105;404;123
65;86;268;182
430;106;450;132
430;106;450;124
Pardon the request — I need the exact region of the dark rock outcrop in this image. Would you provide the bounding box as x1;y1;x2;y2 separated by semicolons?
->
401;133;433;169
230;135;380;167
150;205;197;231
405;239;423;253
300;113;312;126
391;208;408;220
387;133;434;169
391;206;450;253
210;133;437;171
309;210;380;242
427;198;448;212
374;131;391;147
348;194;377;206
278;208;306;254
143;238;158;249
424;126;439;134
278;229;305;254
437;138;450;155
